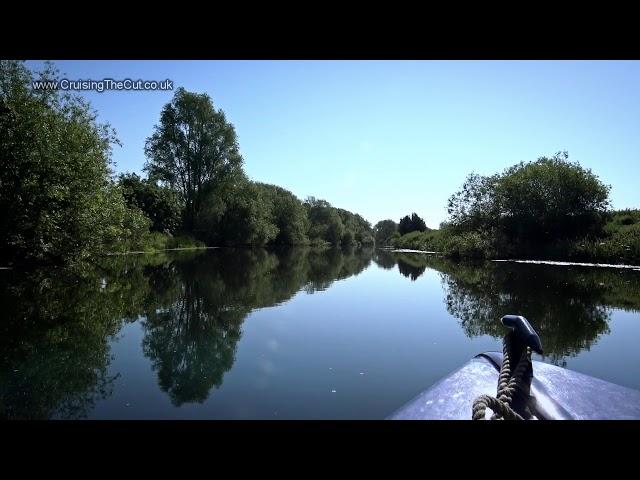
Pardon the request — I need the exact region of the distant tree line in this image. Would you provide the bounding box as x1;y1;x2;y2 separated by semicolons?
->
373;212;428;246
0;61;373;267
141;86;374;249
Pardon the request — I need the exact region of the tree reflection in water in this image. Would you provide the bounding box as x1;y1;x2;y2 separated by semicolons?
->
0;261;151;419
0;247;374;417
374;252;640;366
142;247;372;405
3;247;638;418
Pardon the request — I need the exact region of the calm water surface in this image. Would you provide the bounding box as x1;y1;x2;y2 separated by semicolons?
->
1;247;639;419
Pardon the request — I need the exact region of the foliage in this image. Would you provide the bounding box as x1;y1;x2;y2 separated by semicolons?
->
374;219;398;246
144;87;244;231
303;197;373;247
391;229;448;252
1;62;375;262
133;231;206;253
398;213;428;235
142;89;373;249
254;183;309;245
447;152;610;247
446;173;500;234
118;173;182;234
569;210;640;264
390;151;630;263
341;230;355;246
0;60;148;266
196;179;277;246
305;197;345;245
337;207;373;246
440;231;493;259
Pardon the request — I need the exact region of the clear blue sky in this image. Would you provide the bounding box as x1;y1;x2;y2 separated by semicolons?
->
27;60;640;227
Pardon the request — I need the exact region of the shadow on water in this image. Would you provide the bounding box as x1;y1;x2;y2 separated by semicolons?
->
373;251;640;366
0;246;372;418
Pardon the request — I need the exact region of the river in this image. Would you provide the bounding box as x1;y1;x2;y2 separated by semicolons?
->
1;247;639;419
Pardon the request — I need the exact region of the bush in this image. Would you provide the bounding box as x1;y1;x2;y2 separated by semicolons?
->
119;173;182;234
571;225;640;264
165;235;206;250
0;61;151;266
442;231;493;259
341;230;355;245
128;232;206;254
447;152;610;245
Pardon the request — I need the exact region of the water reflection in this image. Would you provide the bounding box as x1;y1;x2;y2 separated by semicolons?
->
372;249;398;270
375;252;640;366
0;264;146;419
396;257;427;281
3;247;639;419
0;247;373;418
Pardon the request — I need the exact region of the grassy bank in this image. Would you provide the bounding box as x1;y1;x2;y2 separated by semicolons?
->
108;232;206;255
391;209;640;264
107;233;345;256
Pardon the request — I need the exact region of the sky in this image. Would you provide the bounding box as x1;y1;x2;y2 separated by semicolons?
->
26;60;640;227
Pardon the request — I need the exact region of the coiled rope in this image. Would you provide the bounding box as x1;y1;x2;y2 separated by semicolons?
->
472;332;532;420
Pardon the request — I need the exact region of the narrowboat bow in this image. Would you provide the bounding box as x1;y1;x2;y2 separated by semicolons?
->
389;315;640;420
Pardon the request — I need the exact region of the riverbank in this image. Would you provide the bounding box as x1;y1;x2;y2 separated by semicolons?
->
493;259;640;271
389;248;440;255
106;246;218;256
383;243;640;269
389;212;640;265
385;246;640;271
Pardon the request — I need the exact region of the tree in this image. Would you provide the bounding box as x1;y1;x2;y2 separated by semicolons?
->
0;60;148;265
374;220;398;246
446;172;500;234
304;197;344;245
398;215;412;235
356;232;375;246
144;87;244;232
341;230;355;246
336;208;373;246
446;152;611;245
410;213;428;232
398;213;427;235
196;180;278;246
119;173;181;234
254;183;309;245
496;152;610;243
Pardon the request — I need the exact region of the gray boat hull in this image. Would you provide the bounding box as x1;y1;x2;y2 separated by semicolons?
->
389;353;640;420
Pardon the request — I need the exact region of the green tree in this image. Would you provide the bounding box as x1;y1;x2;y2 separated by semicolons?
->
254;183;309;245
144;87;244;232
446;172;500;234
374;219;398;246
336;208;373;246
447;152;611;249
398;213;427;235
496;152;609;243
197;180;278;246
305;197;345;245
341;230;355;246
398;215;412;235
119;173;181;234
410;213;428;232
0;60;148;265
